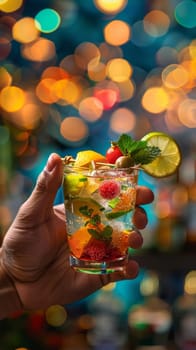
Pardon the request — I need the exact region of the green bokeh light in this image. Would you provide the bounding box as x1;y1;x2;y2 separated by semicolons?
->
35;8;61;33
175;0;196;29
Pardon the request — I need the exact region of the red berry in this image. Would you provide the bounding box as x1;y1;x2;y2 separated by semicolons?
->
82;239;107;261
106;145;123;164
99;180;121;199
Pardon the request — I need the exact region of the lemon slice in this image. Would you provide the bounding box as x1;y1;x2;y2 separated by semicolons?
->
141;132;181;177
74;150;106;167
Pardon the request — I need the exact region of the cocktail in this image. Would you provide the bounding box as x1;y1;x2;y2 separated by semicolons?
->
62;132;181;274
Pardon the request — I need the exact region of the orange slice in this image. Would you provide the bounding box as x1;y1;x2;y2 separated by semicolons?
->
68;226;91;258
74;150;106;167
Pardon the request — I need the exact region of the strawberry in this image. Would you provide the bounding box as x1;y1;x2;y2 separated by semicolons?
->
99;179;121;200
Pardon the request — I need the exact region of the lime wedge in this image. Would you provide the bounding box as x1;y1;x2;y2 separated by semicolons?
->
141;132;181;177
105;209;132;219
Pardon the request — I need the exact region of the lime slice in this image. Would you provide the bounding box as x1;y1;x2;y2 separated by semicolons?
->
74;150;106;167
63;173;87;197
105;209;132;219
141;132;181;177
66;197;104;216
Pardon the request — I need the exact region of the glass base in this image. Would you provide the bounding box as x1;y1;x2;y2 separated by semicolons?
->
69;255;128;274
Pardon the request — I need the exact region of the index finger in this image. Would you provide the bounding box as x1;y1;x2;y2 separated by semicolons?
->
136;186;154;206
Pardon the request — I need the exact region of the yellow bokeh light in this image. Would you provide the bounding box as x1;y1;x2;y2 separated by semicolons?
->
116;79;135;102
36;78;59;104
142;87;169;114
12;17;40;44
45;305;67;327
16;103;42;130
0;86;25;112
184;271;196;295
60;116;89;142
94;0;127;15
104;20;131;46
106;58;132;82
162;64;189;89
0;0;23;13
189;40;196;58
54;78;82;105
0;66;12;89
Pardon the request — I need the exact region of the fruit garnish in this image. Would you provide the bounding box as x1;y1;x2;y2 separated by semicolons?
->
141;132;181;177
63;173;87;197
81;238;122;261
78;203;113;240
66;197;105;217
115;155;135;168
116;133;161;166
74;150;107;167
68;226;92;258
105;187;136;219
103;132;181;178
99;179;121;200
81;238;107;261
105;143;123;164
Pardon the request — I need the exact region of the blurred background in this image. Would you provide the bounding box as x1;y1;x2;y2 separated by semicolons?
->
0;0;196;349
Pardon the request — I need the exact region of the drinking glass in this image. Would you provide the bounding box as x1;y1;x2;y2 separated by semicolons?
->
63;162;138;274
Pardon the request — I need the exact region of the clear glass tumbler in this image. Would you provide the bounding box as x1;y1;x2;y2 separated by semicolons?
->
63;164;138;274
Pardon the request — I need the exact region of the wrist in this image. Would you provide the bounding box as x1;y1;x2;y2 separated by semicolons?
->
0;248;23;319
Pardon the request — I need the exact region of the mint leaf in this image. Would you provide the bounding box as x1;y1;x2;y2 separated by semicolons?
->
134;146;161;165
87;228;101;239
102;225;113;239
117;134;134;155
116;134;161;165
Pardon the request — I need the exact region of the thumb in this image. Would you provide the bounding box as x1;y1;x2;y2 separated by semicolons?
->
19;153;63;221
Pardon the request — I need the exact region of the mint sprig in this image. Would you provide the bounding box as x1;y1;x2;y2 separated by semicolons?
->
79;205;113;240
117;134;161;165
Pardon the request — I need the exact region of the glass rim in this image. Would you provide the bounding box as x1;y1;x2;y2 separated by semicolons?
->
63;163;140;177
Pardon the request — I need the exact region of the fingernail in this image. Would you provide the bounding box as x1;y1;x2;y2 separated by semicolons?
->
46;153;55;172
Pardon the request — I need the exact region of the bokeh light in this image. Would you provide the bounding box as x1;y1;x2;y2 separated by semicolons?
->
21;37;56;62
0;0;23;13
175;0;196;29
94;0;127;15
110;107;136;134
60;116;89;144
184;271;196;295
106;58;132;83
142;87;169;114
35;8;61;33
104;20;131;46
0;86;25;112
12;17;40;44
79;96;103;122
45;305;67;327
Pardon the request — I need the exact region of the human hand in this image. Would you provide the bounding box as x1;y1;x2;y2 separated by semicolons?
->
1;153;154;313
